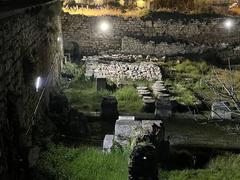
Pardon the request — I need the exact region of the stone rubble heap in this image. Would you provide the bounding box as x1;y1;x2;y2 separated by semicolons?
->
85;59;162;80
82;54;145;62
103;116;163;151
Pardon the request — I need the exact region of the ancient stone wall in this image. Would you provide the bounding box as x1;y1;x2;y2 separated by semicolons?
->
84;56;162;80
0;1;63;178
62;13;240;61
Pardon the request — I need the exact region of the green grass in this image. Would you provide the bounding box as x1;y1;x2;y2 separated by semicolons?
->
160;153;240;180
164;59;210;106
114;86;144;113
36;144;129;180
64;77;144;113
64;79;112;111
36;144;240;180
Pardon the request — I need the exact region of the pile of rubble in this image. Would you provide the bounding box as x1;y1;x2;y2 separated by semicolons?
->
85;60;162;80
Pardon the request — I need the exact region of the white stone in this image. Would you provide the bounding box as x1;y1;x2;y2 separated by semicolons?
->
103;135;114;152
118;116;135;120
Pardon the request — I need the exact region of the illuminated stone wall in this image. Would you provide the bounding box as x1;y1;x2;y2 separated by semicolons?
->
62;13;240;62
0;1;63;178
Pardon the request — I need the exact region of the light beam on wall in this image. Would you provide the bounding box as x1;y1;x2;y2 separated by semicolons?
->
35;76;41;92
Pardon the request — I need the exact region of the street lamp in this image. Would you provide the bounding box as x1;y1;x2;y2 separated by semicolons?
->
99;21;110;32
223;18;235;69
224;19;235;35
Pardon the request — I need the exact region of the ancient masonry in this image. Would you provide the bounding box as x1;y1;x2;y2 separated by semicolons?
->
92;54;172;151
0;1;63;178
62;13;240;62
84;54;162;80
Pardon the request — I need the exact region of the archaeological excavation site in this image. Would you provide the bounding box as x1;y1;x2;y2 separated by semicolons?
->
1;0;240;179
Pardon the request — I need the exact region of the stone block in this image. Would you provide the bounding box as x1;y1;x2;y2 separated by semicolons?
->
114;119;141;146
96;78;107;91
103;135;114;152
118;116;135;120
101;96;118;121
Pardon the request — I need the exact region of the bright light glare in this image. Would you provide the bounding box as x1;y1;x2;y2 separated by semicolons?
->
100;21;109;32
35;76;41;92
224;19;234;30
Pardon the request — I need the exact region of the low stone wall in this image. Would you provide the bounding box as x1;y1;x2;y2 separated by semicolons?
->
84;58;162;80
121;36;211;57
0;1;63;178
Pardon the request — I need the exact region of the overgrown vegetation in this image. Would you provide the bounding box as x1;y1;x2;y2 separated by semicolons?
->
115;86;144;112
36;144;128;180
62;0;239;16
36;144;240;180
160;153;240;180
61;62;144;112
164;59;210;106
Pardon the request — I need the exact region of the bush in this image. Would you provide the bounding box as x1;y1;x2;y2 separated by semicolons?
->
175;60;209;77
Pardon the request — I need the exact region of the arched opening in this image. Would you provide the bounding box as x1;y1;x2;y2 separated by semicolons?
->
64;41;80;61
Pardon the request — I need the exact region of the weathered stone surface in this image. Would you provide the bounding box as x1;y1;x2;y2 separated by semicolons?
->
103;135;114;152
85;58;162;81
115;119;141;139
0;2;63;178
211;101;232;120
62;14;240;62
113;119;165;147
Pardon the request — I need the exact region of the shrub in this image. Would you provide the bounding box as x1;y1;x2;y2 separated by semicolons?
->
175;60;209;77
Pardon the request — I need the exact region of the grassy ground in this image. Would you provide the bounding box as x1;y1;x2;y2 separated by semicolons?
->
62;62;145;113
167;113;240;149
163;59;211;106
64;79;144;113
35;144;129;180
163;59;240;109
36;144;240;180
160;153;240;180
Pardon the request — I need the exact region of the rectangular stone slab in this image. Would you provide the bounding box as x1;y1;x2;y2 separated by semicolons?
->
103;135;114;152
118;116;135;121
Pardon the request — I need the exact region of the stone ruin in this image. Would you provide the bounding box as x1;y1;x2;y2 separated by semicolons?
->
103;116;164;151
211;101;232;120
84;55;162;80
102;116;166;180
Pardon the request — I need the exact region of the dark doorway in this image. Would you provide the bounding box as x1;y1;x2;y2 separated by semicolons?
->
64;41;80;61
